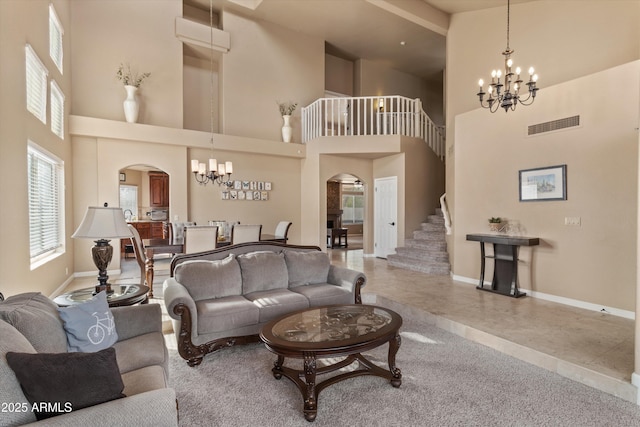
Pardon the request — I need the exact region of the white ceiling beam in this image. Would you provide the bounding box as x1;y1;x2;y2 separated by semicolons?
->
366;0;449;36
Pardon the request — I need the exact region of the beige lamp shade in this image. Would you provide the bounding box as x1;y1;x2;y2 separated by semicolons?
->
72;206;133;239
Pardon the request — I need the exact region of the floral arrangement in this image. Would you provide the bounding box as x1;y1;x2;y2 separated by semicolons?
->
488;217;502;223
116;63;151;88
277;101;298;116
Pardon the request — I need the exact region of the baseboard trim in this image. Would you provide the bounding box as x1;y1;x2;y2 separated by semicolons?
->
452;274;635;320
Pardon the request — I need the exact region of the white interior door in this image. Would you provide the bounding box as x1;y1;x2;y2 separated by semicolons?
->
374;176;397;258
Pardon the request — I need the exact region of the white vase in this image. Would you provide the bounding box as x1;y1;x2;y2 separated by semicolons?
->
281;115;292;143
123;85;139;123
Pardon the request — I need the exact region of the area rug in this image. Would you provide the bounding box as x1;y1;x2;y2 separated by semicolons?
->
166;306;640;426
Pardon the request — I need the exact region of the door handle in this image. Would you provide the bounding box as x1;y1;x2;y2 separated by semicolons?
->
389;222;395;226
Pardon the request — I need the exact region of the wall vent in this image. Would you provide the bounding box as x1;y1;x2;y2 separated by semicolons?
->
528;115;580;136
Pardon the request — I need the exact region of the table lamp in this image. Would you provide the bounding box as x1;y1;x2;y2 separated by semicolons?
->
72;203;133;294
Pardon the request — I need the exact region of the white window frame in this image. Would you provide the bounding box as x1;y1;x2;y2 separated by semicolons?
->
50;80;65;139
28;141;65;269
341;184;365;225
49;4;64;73
25;44;48;124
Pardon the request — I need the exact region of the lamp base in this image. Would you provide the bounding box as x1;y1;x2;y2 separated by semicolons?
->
92;239;115;295
94;284;114;295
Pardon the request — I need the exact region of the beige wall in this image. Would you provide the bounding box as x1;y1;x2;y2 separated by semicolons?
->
325;54;354;96
187;147;302;243
0;0;74;297
445;0;640;280
402;138;445;239
220;11;325;143
447;0;640;312
183;54;220;133
453;61;639;311
70;0;183;127
355;58;444;126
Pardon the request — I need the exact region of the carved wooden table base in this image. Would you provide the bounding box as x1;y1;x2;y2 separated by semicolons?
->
260;305;403;422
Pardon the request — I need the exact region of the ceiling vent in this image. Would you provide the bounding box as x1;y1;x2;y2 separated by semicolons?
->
528;115;580;136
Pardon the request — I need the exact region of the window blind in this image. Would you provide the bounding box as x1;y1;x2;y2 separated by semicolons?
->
25;44;48;124
28;143;64;261
50;80;64;138
49;4;63;73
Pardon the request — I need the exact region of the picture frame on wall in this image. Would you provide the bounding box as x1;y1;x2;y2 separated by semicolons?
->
519;165;567;202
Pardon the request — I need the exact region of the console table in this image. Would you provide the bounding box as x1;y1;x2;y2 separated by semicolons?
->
466;234;540;298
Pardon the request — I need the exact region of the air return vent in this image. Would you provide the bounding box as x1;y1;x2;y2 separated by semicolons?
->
528;115;580;136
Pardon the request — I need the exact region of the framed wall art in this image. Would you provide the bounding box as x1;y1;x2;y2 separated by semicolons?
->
519;164;567;202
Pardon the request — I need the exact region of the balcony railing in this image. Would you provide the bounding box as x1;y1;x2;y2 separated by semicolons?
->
301;95;444;160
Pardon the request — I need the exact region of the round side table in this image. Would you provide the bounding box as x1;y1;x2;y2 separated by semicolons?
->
54;284;149;307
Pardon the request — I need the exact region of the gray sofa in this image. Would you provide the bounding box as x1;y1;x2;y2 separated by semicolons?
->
0;293;178;426
163;242;366;367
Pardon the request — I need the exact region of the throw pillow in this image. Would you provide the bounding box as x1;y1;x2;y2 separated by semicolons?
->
237;251;288;294
284;250;330;287
6;347;125;420
0;292;68;353
57;291;118;352
174;255;242;301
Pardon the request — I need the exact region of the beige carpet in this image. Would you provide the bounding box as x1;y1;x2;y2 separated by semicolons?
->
165;302;640;426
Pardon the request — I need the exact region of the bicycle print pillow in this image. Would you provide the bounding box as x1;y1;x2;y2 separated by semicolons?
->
57;291;118;352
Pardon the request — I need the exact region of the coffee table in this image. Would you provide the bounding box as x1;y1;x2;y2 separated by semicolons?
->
259;304;402;422
54;284;149;307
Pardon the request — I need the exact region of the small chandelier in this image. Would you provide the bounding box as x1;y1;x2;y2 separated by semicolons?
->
191;158;233;186
191;0;233;187
476;0;539;113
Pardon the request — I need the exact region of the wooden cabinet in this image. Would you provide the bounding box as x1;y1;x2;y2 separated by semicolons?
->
149;172;169;207
150;222;164;239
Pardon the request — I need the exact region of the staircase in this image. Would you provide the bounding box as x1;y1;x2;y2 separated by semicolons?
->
387;209;450;275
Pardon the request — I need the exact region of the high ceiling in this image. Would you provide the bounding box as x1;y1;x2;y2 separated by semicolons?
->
185;0;538;85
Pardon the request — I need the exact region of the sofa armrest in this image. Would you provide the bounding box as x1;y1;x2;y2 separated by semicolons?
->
23;388;178;426
111;304;162;342
327;265;366;303
163;278;198;327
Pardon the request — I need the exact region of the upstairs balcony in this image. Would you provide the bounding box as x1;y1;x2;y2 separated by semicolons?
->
301;95;445;161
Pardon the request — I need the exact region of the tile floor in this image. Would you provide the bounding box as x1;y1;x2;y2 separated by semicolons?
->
327;246;637;403
64;243;637;403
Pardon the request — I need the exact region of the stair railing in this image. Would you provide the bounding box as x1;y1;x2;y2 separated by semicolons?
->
302;95;445;161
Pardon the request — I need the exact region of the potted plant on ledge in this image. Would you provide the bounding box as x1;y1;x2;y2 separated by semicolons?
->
488;217;503;232
116;63;151;123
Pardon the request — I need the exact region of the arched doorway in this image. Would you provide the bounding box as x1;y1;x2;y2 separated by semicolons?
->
326;174;364;250
118;164;169;268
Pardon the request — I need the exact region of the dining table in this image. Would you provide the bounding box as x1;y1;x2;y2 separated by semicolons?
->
142;234;286;298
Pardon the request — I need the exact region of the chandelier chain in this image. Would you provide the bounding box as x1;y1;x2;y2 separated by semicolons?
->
190;0;233;186
506;0;510;51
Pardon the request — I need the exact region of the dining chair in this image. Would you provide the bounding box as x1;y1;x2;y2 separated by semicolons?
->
274;221;292;243
171;221;196;244
231;224;262;244
127;224;147;287
184;225;218;254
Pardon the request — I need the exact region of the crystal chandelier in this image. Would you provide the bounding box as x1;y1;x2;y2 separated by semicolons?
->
476;0;539;113
191;0;233;186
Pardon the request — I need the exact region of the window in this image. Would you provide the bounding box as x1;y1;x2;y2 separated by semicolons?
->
119;185;138;221
49;4;63;73
50;80;64;138
341;184;364;225
25;44;48;124
28;142;65;268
